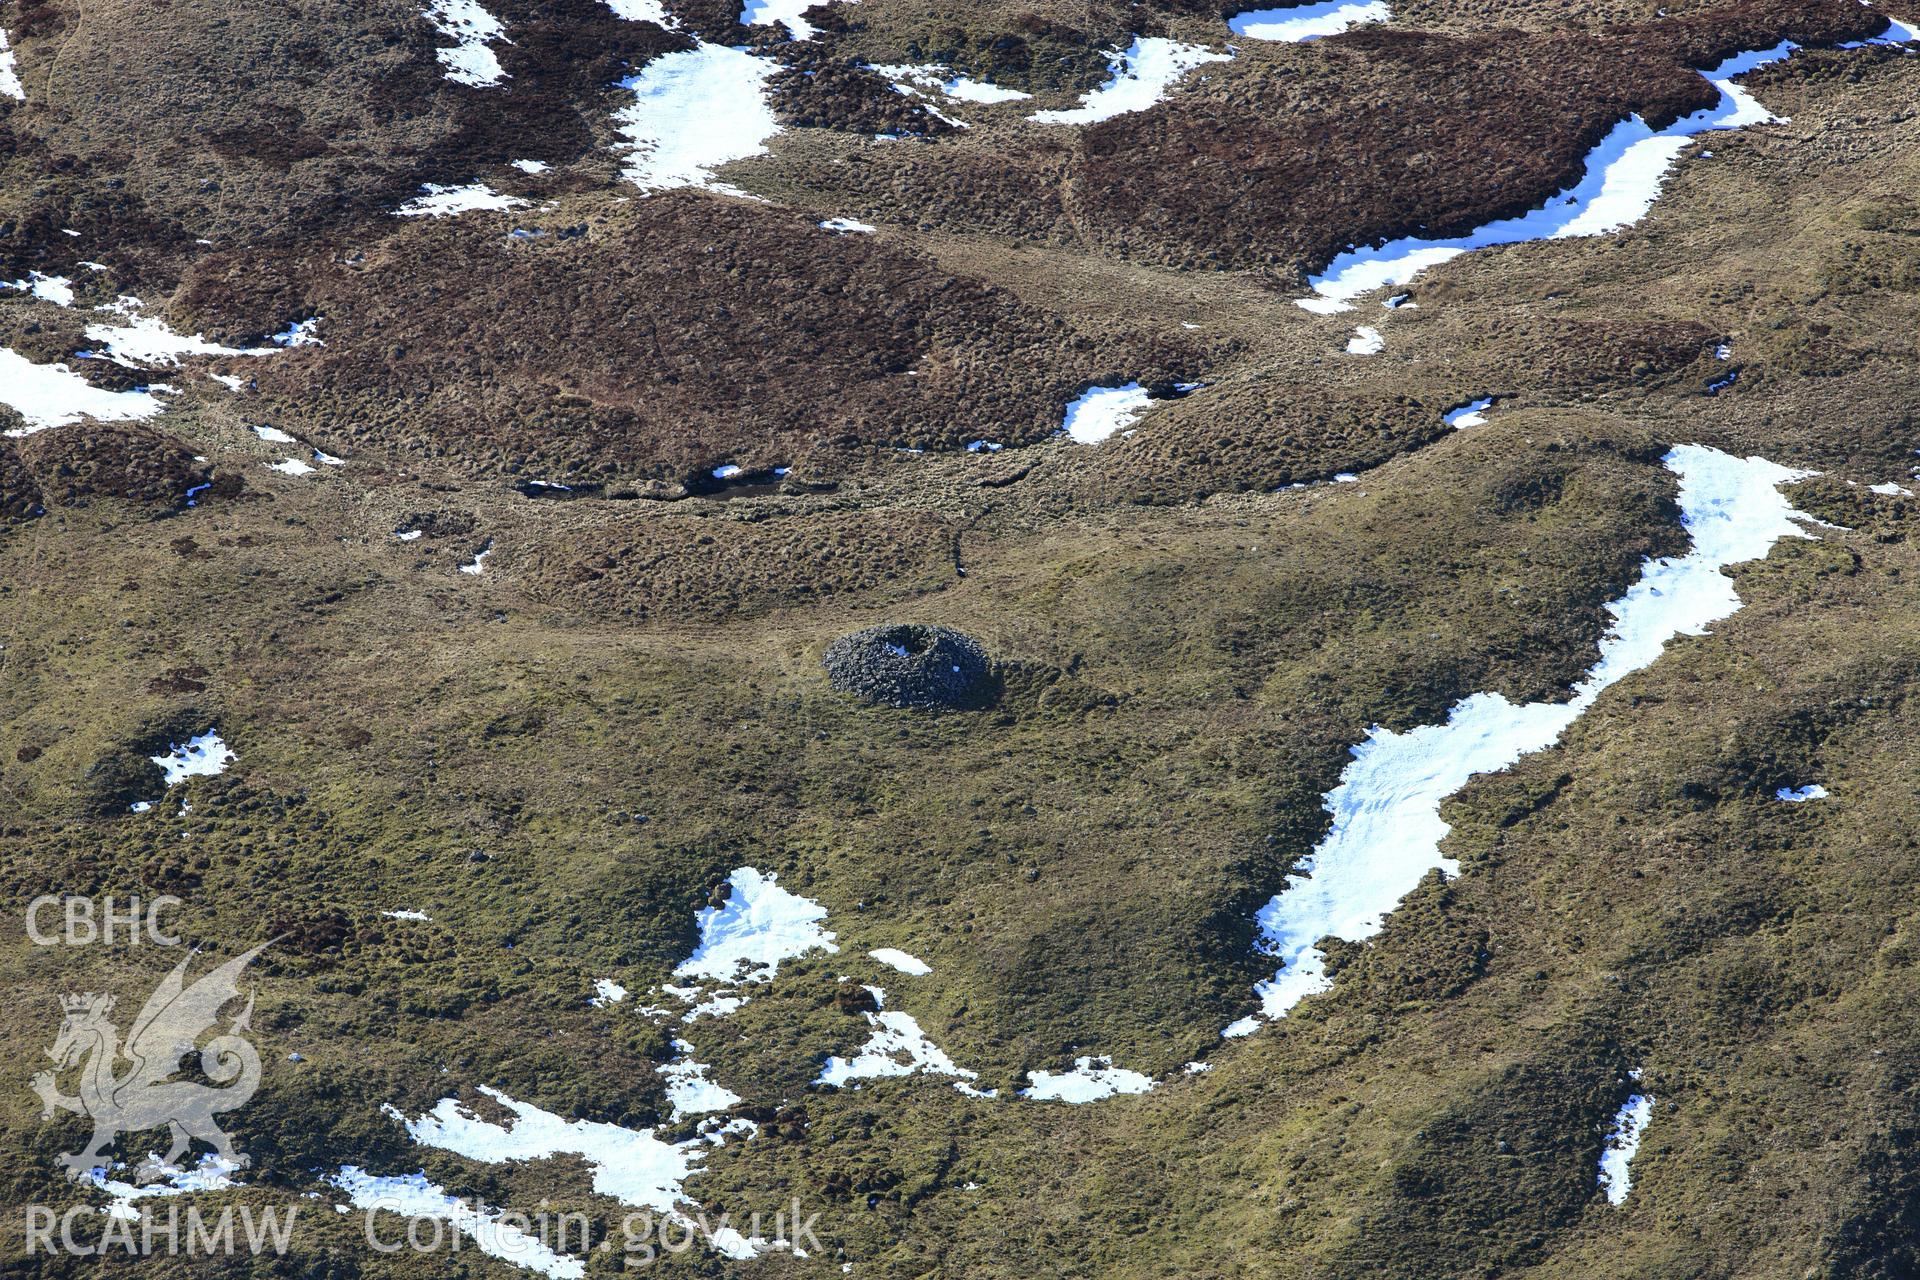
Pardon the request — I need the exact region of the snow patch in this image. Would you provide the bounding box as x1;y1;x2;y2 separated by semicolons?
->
1775;784;1828;803
1062;382;1153;444
152;732;235;787
268;457;316;476
88;1155;242;1218
396;183;527;217
1235;446;1816;1029
1444;397;1493;428
943;76;1032;104
1870;481;1912;497
384;909;433;921
674;866;837;984
820;217;877;233
1838;16;1920;46
658;1040;742;1119
868;947;930;975
605;0;676;23
1029;38;1229;126
424;0;509;88
817;986;983;1090
83;298;281;369
5;271;74;306
1598;1087;1654;1205
460;542;494;575
0;348;165;435
590;978;629;1006
0;27;22;100
392;1086;752;1259
1298;43;1832;312
1345;326;1383;355
740;0;816;39
870;63;1032;105
272;316;324;347
683;992;747;1021
334;1168;584;1278
1229;0;1390;42
614;44;780;196
1020;1055;1155;1103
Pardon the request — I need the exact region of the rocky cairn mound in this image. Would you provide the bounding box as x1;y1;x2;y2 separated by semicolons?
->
824;624;991;709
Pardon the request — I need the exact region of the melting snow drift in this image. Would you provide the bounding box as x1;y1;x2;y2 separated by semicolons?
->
1776;784;1829;803
817;986;983;1090
83;298;282;368
1062;382;1154;444
391;1086;762;1260
1;349;165;435
615;44;779;195
658;1040;742;1119
1021;1055;1156;1103
1295;40;1906;312
740;0;817;39
869;947;931;975
0;27;23;100
871;63;1032;105
1229;0;1390;42
1029;38;1228;125
88;1154;241;1218
5;271;74;306
398;1091;693;1211
152;732;236;787
604;0;676;24
396;182;527;217
674;866;837;984
335;1168;584;1278
1444;397;1493;428
423;0;509;87
1229;446;1817;1034
1598;1087;1654;1205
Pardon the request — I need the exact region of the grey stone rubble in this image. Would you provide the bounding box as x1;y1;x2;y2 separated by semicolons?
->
823;624;991;709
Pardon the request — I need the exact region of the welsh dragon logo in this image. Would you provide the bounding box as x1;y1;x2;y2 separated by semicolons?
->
33;943;269;1183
